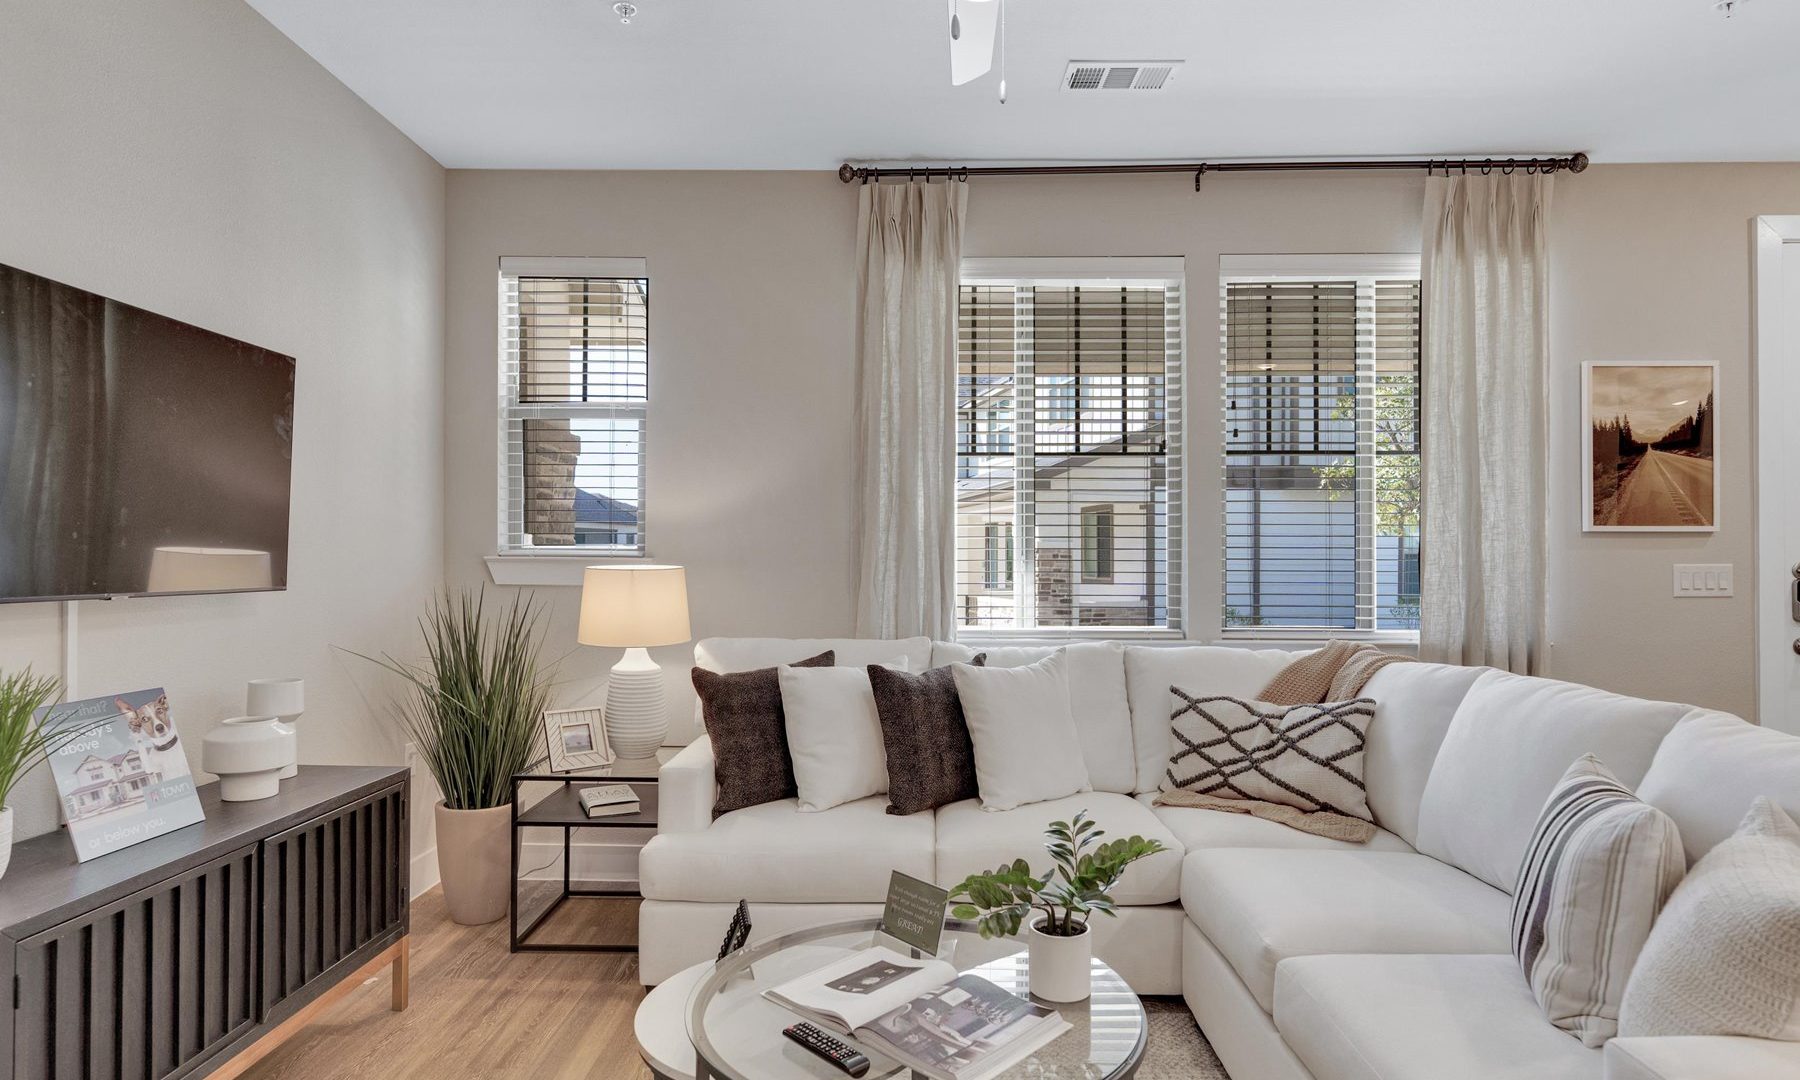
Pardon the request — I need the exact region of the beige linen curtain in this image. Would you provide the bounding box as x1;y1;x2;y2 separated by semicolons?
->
853;180;968;639
1419;172;1553;674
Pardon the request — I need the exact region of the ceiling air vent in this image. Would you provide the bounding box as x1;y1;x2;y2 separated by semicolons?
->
1062;61;1183;93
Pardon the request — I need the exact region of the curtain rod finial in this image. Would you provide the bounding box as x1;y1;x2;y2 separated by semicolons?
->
838;163;859;184
1568;152;1590;174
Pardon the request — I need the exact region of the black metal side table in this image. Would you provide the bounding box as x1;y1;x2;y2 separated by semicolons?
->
509;760;661;953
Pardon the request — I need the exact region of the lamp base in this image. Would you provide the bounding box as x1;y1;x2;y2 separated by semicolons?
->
606;647;669;760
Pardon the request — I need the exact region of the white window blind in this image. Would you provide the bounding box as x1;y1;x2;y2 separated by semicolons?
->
956;259;1184;635
1220;255;1421;635
498;257;648;555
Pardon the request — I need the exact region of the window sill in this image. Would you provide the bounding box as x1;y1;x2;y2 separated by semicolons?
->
1216;629;1420;652
953;627;1188;644
484;553;649;587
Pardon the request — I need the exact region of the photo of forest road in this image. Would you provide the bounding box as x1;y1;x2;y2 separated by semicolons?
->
1590;364;1716;528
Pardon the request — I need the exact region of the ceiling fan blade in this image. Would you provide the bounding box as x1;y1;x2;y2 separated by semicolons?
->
949;0;1000;86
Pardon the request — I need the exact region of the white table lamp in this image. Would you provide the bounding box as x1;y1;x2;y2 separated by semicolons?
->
579;565;690;760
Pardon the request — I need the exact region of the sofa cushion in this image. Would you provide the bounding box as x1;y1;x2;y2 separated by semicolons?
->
1359;662;1488;846
1142;793;1414;854
1636;708;1800;865
1124;645;1304;794
934;641;1136;793
1162;694;1377;822
870;658;984;815
1275;954;1603;1080
934;792;1183;905
639;796;934;903
1184;849;1511;1013
952;653;1093;810
1415;671;1688;891
692;637;933;722
1604;1037;1800;1080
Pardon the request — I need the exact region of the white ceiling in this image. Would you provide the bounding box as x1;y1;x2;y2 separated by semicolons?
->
244;0;1800;169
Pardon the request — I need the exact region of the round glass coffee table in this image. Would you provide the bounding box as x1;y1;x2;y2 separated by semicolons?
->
682;917;1146;1080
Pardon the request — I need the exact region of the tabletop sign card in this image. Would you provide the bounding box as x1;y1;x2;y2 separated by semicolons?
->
36;689;205;862
881;870;949;957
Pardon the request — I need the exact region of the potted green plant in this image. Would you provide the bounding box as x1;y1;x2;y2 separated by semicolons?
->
0;670;84;881
950;811;1165;1002
353;591;553;925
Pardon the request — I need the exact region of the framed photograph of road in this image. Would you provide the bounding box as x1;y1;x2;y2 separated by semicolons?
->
1583;361;1718;532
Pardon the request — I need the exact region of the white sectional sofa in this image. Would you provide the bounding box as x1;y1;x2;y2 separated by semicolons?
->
638;636;1800;1080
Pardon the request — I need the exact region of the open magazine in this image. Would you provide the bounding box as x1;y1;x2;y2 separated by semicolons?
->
764;946;1069;1080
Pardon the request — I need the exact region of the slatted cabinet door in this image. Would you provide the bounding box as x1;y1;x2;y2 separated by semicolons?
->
12;844;259;1080
259;783;407;1015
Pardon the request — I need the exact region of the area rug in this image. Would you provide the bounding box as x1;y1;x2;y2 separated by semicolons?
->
1140;997;1231;1079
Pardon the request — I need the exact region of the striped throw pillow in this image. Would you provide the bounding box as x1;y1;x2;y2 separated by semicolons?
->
1511;754;1686;1047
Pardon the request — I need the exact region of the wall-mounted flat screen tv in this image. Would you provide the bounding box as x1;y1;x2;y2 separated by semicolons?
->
0;261;295;602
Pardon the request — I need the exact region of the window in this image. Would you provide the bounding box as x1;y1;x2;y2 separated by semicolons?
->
1080;506;1114;582
955;258;1184;634
498;257;648;556
1220;255;1422;635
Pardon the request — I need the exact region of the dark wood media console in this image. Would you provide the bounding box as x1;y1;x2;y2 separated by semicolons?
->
0;765;411;1080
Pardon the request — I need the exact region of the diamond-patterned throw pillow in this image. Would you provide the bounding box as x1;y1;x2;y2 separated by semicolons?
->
1161;692;1376;821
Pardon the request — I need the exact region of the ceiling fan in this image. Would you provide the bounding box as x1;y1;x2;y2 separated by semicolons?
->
949;0;1007;102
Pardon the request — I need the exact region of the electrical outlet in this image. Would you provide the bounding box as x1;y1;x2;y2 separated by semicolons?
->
1673;564;1734;597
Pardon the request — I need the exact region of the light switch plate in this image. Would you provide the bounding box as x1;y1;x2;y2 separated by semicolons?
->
1673;564;1734;597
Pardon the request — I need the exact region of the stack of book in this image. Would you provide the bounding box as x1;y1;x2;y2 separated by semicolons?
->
577;783;641;818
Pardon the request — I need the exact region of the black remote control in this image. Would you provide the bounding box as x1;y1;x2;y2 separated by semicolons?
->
782;1022;871;1078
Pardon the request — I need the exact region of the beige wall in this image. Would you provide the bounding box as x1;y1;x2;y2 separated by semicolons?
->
447;164;1800;729
0;0;447;870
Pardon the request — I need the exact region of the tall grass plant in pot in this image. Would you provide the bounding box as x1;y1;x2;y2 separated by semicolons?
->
356;591;553;925
950;811;1165;1002
0;670;85;881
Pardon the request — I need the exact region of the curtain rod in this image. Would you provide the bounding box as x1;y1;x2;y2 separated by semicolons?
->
838;153;1588;189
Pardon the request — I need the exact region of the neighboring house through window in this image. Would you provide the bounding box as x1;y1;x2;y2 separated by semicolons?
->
498;257;648;557
1220;254;1422;636
955;258;1184;634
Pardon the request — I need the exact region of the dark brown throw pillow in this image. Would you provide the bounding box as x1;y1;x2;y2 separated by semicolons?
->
869;655;986;816
692;651;833;818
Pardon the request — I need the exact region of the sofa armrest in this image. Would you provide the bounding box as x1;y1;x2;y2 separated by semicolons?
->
658;736;716;836
1605;1036;1800;1080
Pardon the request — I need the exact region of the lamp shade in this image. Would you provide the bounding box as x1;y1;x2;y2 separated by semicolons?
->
146;547;273;593
578;565;690;648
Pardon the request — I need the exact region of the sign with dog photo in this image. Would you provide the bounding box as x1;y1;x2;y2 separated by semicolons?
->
36;688;205;861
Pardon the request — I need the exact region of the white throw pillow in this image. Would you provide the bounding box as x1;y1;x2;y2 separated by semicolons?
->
779;657;907;813
1511;755;1686;1047
1619;797;1800;1041
951;652;1092;811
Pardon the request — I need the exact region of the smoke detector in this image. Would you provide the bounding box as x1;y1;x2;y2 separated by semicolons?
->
1062;61;1183;92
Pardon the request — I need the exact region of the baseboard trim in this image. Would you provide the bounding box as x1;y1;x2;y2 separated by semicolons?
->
411;846;440;899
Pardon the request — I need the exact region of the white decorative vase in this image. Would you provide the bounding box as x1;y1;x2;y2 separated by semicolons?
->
1027;920;1093;1003
434;802;512;925
605;647;668;760
0;806;12;882
202;716;295;801
246;678;304;779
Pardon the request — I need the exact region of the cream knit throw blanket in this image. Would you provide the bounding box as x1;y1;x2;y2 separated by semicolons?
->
1156;641;1412;842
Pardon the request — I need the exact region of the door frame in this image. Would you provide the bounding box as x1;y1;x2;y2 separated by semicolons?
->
1753;216;1800;730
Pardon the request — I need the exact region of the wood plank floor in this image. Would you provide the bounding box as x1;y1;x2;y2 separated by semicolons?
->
241;885;652;1080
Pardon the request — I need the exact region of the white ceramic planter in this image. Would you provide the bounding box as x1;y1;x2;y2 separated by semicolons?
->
1027;919;1093;1002
246;678;305;779
434;802;512;925
0;806;13;882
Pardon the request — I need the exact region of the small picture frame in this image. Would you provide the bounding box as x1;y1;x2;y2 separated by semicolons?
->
539;706;613;774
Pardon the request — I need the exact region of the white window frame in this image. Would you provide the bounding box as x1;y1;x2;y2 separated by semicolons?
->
486;256;649;587
956;256;1187;642
1218;253;1421;645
